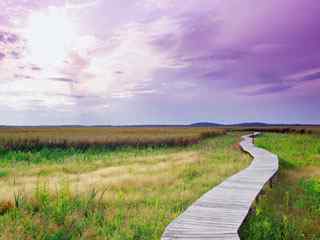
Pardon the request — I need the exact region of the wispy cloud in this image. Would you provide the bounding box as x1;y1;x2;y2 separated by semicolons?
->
243;84;293;96
31;65;42;71
0;52;5;61
1;0;320;124
66;0;100;9
49;77;76;83
301;72;320;82
14;74;32;79
0;31;19;44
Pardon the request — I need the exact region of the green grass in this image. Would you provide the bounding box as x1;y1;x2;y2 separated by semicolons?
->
0;127;225;178
0;133;251;240
0;170;8;178
240;133;320;240
0;146;181;177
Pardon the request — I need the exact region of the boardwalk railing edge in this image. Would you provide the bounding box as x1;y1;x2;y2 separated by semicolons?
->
161;132;279;240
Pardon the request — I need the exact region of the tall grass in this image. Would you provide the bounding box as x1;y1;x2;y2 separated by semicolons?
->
240;133;320;240
0;133;251;239
232;126;320;135
0;127;225;151
0;128;226;177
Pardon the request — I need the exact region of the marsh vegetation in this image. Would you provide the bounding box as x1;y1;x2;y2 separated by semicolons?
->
240;133;320;240
1;127;319;239
0;129;250;239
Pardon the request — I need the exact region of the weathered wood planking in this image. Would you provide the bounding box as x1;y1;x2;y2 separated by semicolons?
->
161;133;279;240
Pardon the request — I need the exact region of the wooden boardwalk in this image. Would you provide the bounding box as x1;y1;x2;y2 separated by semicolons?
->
161;133;279;240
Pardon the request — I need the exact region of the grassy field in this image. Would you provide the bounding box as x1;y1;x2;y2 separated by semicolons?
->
232;126;320;135
0;127;224;181
240;133;320;240
0;127;225;150
0;130;250;239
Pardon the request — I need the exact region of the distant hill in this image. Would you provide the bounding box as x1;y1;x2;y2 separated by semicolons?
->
1;122;319;128
190;122;277;127
189;122;223;127
231;122;270;127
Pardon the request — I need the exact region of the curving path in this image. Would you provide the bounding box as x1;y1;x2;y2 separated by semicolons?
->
161;133;279;240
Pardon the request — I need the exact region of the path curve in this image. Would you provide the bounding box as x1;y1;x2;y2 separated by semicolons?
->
161;133;279;240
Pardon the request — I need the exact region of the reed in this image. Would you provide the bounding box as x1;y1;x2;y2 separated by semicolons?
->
0;127;226;151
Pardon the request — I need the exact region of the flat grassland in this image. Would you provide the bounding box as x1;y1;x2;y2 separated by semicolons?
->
231;126;320;135
240;133;320;240
0;127;225;150
0;128;250;240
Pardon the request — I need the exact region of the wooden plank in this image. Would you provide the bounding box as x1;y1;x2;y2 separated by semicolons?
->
161;133;279;239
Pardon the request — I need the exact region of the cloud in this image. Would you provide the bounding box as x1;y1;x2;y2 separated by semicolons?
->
144;0;320;94
10;51;21;59
31;66;42;71
55;93;88;99
301;72;320;82
1;0;320;124
0;31;19;44
202;70;227;80
66;0;99;9
0;52;5;60
182;49;248;63
14;74;32;79
60;17;187;99
243;84;293;96
0;29;26;66
286;68;320;82
49;77;76;83
142;0;176;9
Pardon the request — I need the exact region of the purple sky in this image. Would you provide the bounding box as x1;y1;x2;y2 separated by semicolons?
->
0;0;319;125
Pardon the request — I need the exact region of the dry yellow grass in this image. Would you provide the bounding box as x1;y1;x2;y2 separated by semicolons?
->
0;127;225;149
0;151;200;201
0;132;250;239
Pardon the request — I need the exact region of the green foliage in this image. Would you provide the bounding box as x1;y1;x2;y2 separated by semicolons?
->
181;165;202;182
0;183;176;239
241;209;303;240
0;146;178;176
0;171;8;178
256;133;320;168
241;178;320;239
240;133;320;240
0;184;110;240
298;178;320;215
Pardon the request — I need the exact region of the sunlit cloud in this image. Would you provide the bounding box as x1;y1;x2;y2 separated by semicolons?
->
23;7;77;68
66;0;100;9
0;0;320;124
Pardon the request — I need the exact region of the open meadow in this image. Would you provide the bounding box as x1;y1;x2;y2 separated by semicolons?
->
1;127;319;239
0;128;251;239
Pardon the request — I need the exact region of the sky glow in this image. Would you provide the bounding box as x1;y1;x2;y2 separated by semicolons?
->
0;0;319;125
